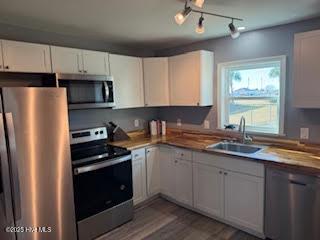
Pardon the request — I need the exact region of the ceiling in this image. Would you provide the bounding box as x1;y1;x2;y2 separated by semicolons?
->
0;0;319;50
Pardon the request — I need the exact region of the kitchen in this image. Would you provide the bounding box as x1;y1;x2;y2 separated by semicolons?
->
0;0;320;240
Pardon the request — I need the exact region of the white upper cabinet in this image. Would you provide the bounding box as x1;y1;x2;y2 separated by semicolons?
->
51;46;109;75
143;57;169;107
82;50;109;75
51;46;82;74
169;50;213;106
1;40;51;73
109;54;144;109
294;29;320;108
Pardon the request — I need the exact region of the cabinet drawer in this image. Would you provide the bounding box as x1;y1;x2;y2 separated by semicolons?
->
132;148;145;161
193;152;264;178
174;148;192;161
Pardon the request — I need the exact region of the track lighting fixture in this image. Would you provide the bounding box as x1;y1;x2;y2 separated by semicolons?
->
196;14;205;34
174;5;192;25
229;20;240;39
191;0;205;8
174;0;244;39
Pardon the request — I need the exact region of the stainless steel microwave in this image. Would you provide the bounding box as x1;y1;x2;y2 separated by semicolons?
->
56;73;115;110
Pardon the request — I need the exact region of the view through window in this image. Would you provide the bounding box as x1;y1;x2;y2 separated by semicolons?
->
219;56;285;135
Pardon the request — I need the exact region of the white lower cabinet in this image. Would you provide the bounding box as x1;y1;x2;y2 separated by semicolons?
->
174;159;193;206
193;163;224;218
132;146;264;237
159;146;175;198
146;146;160;196
159;146;193;207
224;171;264;233
193;152;265;236
132;148;147;205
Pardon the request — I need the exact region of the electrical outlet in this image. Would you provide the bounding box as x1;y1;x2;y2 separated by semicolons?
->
204;120;210;129
300;128;309;140
177;119;182;127
134;119;139;127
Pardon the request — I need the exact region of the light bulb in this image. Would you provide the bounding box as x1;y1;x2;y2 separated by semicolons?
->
195;16;205;34
196;25;205;34
229;22;240;39
174;6;192;25
192;0;205;8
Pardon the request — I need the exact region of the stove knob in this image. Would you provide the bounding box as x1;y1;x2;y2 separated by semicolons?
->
95;131;99;135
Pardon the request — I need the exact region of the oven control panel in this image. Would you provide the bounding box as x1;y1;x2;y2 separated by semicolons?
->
70;127;108;145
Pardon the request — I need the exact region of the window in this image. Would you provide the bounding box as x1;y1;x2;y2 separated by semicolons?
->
218;56;286;135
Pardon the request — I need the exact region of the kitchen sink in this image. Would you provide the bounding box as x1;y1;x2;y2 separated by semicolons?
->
206;142;264;155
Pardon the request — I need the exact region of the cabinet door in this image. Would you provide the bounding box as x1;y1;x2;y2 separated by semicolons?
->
2;40;51;73
169;52;200;106
146;147;160;196
132;149;147;205
109;54;144;109
159;146;175;198
174;159;193;206
224;171;264;234
193;163;224;218
294;30;320;108
82;50;109;75
0;41;3;71
143;58;169;107
51;46;82;74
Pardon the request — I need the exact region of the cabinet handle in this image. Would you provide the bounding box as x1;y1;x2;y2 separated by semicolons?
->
5;66;9;69
175;160;178;163
78;70;82;73
83;70;88;73
134;154;139;158
219;171;223;174
224;172;228;175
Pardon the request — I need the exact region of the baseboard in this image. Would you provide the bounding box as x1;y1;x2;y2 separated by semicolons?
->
134;193;161;210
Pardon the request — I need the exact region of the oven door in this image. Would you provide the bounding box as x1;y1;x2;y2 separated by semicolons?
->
57;74;115;109
73;155;133;221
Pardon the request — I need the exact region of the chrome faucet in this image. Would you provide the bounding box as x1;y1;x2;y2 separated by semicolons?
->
239;116;252;144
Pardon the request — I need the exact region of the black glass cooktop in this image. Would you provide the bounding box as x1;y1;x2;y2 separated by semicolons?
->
71;140;131;166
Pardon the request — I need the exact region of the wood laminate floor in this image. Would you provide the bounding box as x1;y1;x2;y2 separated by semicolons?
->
98;198;261;240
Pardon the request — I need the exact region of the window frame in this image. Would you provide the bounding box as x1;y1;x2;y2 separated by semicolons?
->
217;55;286;136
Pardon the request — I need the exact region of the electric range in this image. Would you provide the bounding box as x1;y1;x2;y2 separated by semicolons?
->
70;127;133;240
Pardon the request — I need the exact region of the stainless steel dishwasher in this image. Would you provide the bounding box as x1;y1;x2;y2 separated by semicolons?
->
266;167;320;240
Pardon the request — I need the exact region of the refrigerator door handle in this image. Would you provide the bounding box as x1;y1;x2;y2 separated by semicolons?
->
0;113;14;225
5;112;21;222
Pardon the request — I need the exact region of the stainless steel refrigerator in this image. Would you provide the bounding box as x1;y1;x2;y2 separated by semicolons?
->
0;88;77;240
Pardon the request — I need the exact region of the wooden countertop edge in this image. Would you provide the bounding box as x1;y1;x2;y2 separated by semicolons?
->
111;134;320;177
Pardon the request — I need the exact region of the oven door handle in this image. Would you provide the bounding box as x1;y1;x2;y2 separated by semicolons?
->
74;155;131;175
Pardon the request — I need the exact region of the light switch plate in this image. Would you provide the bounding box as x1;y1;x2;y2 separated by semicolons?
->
204;120;210;129
300;128;309;140
177;119;182;127
134;119;139;127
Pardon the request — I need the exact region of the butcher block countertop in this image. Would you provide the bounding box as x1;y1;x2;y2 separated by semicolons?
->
111;129;320;177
